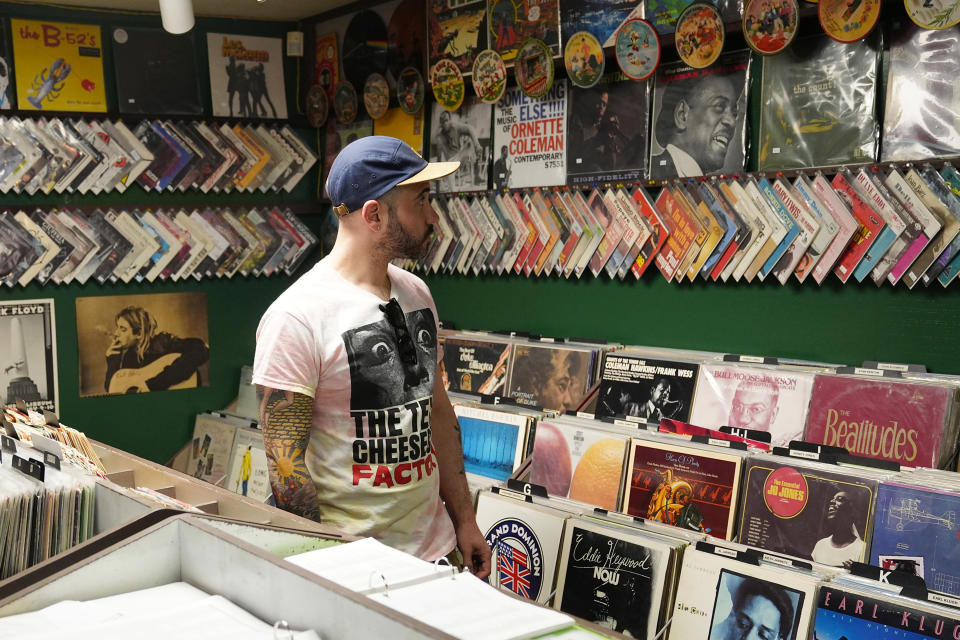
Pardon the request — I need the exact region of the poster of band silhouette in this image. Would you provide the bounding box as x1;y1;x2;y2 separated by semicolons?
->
0;299;57;413
207;33;287;119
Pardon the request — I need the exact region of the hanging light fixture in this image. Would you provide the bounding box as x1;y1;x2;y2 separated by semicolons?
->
159;0;195;34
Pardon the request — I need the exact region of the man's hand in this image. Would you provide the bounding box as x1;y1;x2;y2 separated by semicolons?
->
456;521;492;579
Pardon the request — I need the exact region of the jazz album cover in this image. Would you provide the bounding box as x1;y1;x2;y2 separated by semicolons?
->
11;18;107;112
0;299;57;414
737;457;878;566
689;364;815;448
441;337;511;395
207;33;287;119
595;352;698;423
871;481;960;596
429;0;488;74
454;404;529;481
76;292;209;397
622;438;743;539
561;0;638;46
429;95;493;193
507;343;594;413
566;71;649;186
813;585;960;640
554;518;673;639
111;26;202;115
492;81;567;188
649;51;750;180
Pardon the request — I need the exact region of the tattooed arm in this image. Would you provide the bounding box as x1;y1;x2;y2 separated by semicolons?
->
430;365;492;578
258;386;321;522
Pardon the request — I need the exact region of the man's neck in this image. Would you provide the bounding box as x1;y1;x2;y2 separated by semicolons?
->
326;237;392;300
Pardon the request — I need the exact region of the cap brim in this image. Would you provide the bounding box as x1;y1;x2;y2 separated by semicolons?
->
396;161;460;186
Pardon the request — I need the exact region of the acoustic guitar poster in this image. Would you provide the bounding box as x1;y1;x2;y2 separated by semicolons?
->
76;292;210;397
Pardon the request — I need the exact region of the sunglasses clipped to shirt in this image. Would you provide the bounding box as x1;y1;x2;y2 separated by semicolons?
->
379;298;419;368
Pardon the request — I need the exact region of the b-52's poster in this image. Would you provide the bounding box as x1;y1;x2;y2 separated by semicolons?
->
11;19;107;112
207;33;287;119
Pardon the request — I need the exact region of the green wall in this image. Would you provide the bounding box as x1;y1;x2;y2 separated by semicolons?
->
0;2;323;462
425;272;954;375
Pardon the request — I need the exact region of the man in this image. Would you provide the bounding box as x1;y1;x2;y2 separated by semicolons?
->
651;72;741;179
104;305;209;394
636;378;674;422
492;145;510;189
729;377;779;432
253;136;491;577
710;576;795;640
811;490;864;568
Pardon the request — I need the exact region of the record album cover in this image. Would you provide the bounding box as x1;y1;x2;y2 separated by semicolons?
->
649;51;750;180
430;96;492;193
11;19;107;112
561;0;637;46
429;0;488;74
882;25;960;163
488;0;561;61
0;18;13;109
813;585;960;640
871;482;960;596
454;404;529;481
622;438;743;539
0;299;57;413
555;518;673;638
507;343;594;413
757;33;880;171
441;337;511;395
595;353;698;423
207;33;287;119
805;374;955;468
111;26;202;115
492;82;567;188
566;71;649;186
738;457;878;566
689;364;815;447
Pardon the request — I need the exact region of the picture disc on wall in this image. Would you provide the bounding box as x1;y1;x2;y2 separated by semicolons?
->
363;72;390;119
333;81;358;124
564;31;604;88
514;38;555;98
615;18;660;80
430;58;466;111
904;0;960;28
472;48;508;103
743;0;799;54
397;66;425;114
306;84;329;128
674;3;725;68
819;0;881;42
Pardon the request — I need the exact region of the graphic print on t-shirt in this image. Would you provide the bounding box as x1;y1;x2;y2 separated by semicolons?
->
342;307;439;489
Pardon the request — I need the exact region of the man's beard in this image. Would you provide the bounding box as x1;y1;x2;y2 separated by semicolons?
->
380;215;434;260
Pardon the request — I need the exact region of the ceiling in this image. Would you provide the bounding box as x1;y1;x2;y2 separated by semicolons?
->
22;0;351;22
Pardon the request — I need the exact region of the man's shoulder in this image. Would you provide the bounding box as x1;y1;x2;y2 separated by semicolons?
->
388;263;432;298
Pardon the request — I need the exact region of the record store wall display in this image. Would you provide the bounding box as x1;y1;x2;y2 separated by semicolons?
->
560;0;639;48
487;0;561;62
207;33;287;119
111;26;202;116
10;19;107;113
430;95;492;193
492;81;567;189
429;0;488;74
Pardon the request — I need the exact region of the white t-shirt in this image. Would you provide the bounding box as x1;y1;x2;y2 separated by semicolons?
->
811;535;864;567
253;258;456;560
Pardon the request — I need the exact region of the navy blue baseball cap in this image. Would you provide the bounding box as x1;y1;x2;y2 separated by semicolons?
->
325;136;459;217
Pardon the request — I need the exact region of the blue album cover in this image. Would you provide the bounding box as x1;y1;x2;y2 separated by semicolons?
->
870;482;960;596
459;414;522;481
560;0;636;47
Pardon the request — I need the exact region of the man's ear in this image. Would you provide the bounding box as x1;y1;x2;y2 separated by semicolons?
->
673;99;689;132
360;199;384;232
